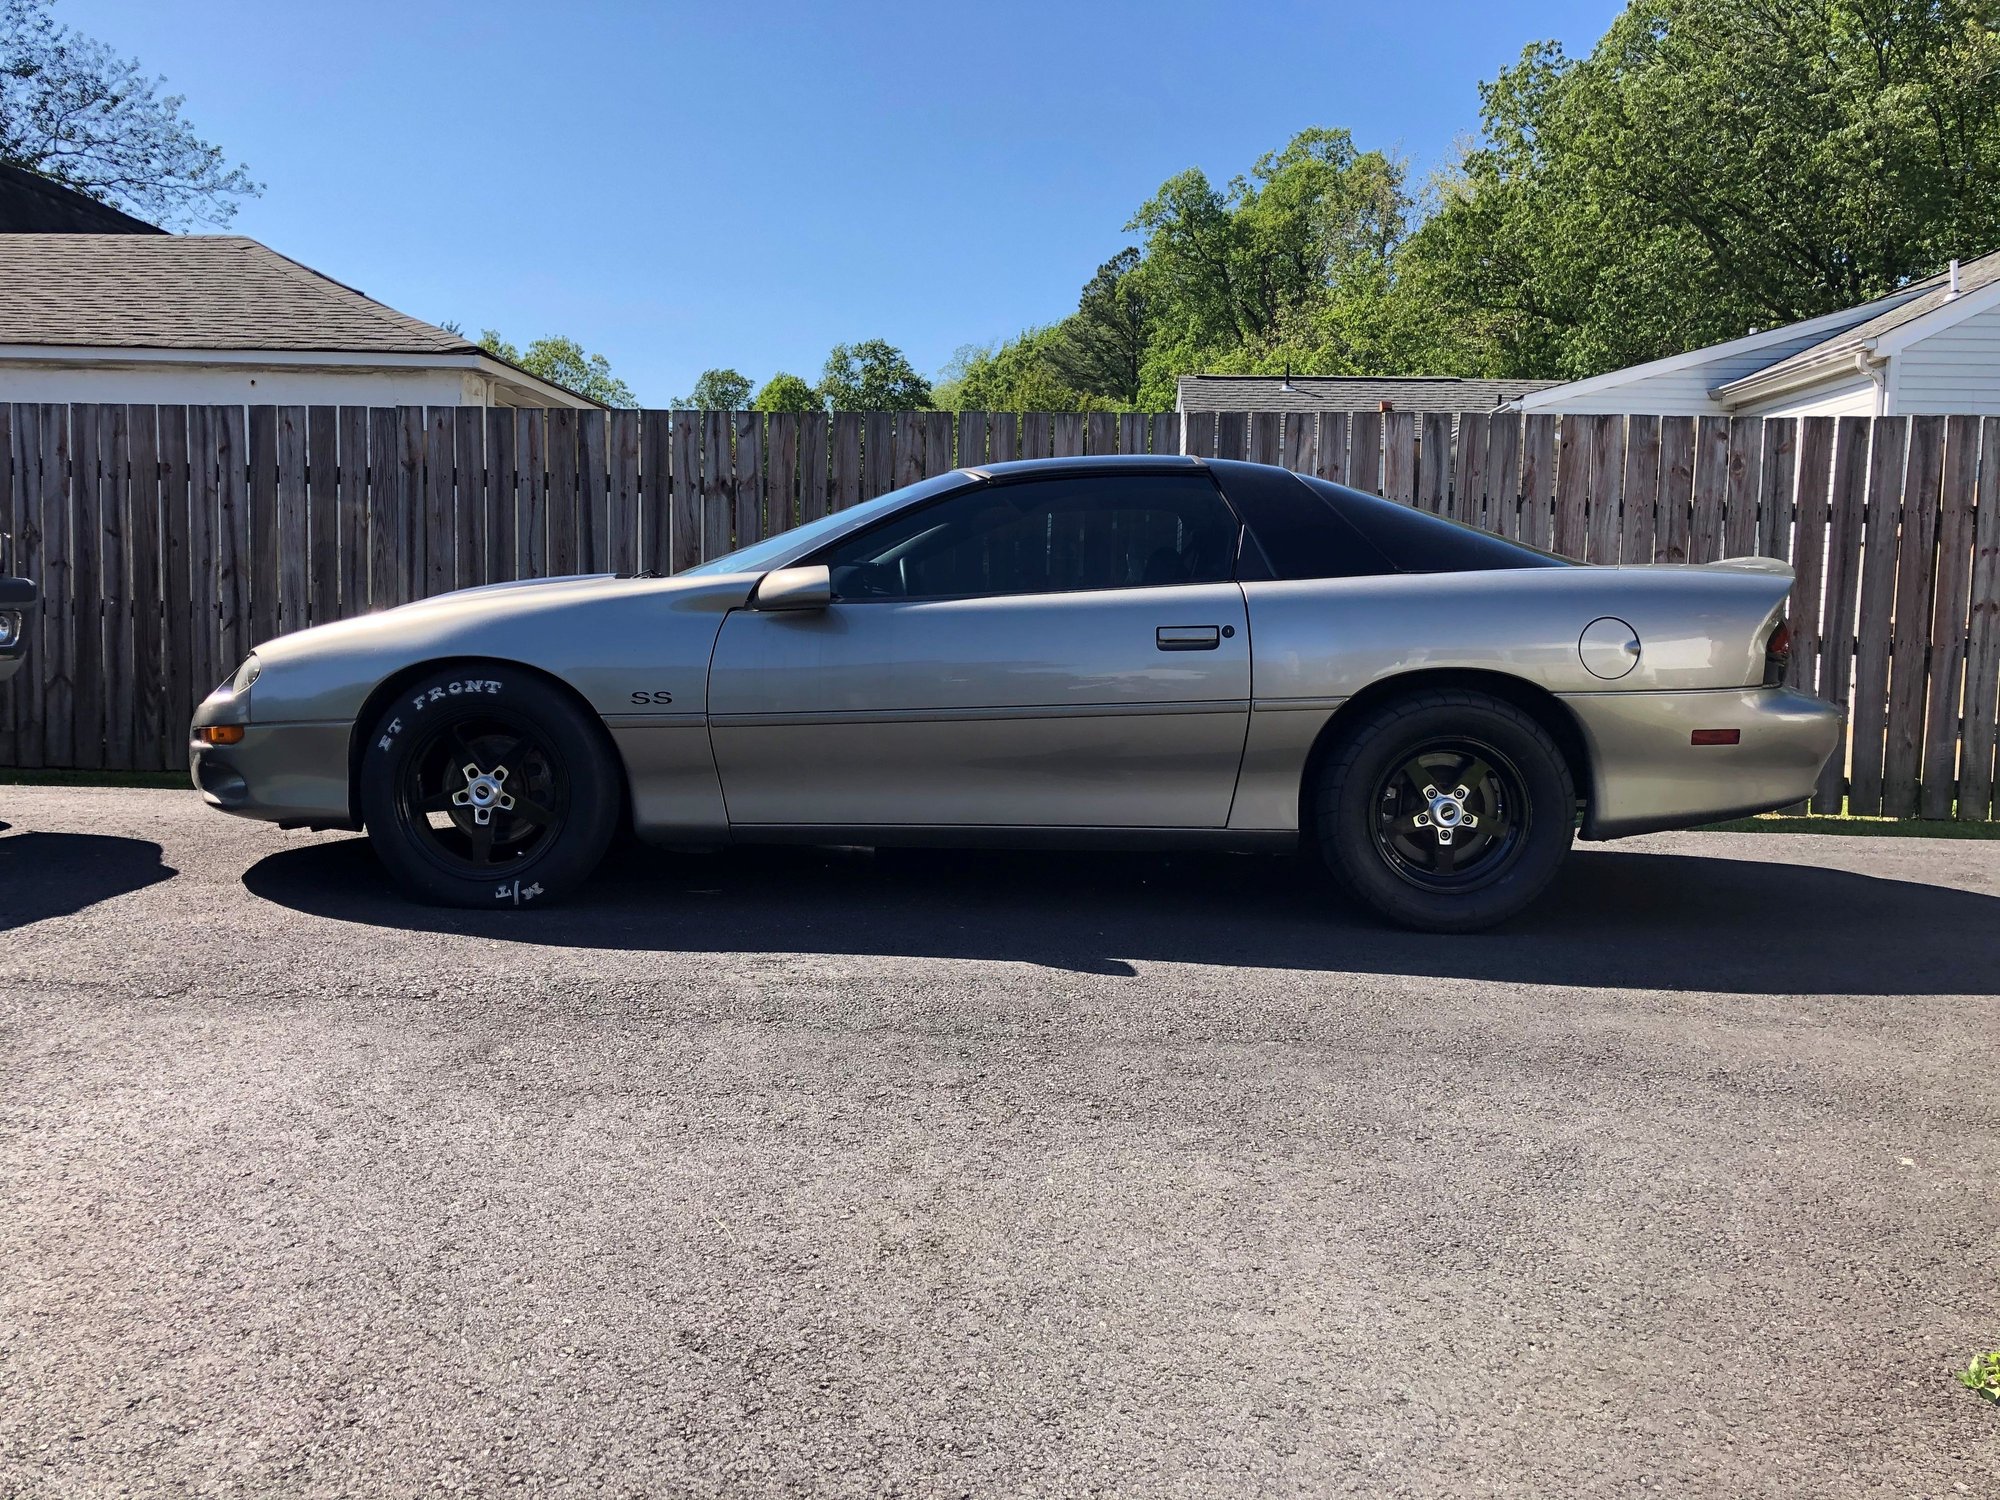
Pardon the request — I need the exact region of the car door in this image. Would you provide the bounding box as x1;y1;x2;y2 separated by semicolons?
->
705;469;1252;829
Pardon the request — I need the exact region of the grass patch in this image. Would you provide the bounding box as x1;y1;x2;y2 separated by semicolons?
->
1703;811;2000;839
0;769;189;789
1956;1350;2000;1404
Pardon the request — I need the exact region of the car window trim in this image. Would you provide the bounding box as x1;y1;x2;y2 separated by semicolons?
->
799;469;1253;604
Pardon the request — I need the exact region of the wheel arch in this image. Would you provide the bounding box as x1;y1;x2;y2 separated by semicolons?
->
345;656;632;831
1294;668;1592;844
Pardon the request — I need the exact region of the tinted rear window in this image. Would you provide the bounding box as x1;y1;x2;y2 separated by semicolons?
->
1205;459;1394;581
1300;476;1571;573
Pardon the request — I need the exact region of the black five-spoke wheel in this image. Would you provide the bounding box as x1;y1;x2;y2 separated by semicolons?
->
399;717;568;876
1316;688;1575;932
359;666;620;909
1369;738;1527;892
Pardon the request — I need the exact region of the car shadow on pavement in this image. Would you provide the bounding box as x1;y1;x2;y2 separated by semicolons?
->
243;836;2000;996
0;829;177;932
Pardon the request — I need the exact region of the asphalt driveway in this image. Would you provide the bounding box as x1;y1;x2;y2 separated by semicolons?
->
1;787;1995;1497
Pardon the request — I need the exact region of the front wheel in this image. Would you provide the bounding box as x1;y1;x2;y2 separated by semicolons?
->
356;667;620;909
1315;689;1575;933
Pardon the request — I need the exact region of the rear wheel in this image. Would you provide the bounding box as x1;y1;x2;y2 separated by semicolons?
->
357;667;619;909
1315;689;1574;932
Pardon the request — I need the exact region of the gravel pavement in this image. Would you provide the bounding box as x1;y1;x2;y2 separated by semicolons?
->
1;786;1996;1498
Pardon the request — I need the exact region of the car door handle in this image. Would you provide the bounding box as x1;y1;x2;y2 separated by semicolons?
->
1156;625;1222;651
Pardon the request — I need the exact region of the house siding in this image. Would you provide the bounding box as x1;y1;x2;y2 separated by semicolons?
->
1738;372;1879;420
0;360;547;407
1892;299;2000;413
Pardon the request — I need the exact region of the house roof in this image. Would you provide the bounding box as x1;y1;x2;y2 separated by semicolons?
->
1711;247;2000;398
1177;374;1560;414
0;234;478;355
0;165;164;234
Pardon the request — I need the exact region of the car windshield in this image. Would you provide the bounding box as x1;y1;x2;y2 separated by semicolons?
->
680;470;977;576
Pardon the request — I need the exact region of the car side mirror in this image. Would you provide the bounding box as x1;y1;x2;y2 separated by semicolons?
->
753;564;832;611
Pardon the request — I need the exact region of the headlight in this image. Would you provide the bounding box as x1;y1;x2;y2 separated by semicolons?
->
0;610;19;649
231;654;262;692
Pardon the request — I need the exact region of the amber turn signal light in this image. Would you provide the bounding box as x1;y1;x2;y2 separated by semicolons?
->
1690;728;1741;746
197;725;245;746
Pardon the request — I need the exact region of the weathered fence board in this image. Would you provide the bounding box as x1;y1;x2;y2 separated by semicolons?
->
1620;415;1660;565
1883;416;1945;816
1552;414;1588;558
1849;417;1910;815
733;410;763;551
1585;414;1624;564
101;404;132;771
668;410;698;571
1814;417;1871;811
127;404;163;770
1787;417;1833;693
1962;415;2000;819
456;406;487;587
1922;415;1981;817
1383;413;1416;507
1;402;1997;822
1455;412;1490;529
278;407;309;632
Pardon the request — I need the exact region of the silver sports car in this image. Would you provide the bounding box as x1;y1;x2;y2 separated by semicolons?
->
192;454;1841;931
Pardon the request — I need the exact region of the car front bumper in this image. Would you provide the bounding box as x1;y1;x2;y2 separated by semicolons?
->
1562;686;1844;840
0;577;34;687
189;681;356;829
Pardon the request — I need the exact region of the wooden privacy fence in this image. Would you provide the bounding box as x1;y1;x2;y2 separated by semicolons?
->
2;402;1998;823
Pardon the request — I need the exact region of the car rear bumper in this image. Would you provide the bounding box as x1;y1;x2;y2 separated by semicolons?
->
1561;686;1843;840
190;684;356;828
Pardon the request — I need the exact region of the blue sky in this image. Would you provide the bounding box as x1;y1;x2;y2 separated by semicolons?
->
61;0;1621;405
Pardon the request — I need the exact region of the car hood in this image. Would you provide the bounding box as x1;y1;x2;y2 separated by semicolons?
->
248;569;759;668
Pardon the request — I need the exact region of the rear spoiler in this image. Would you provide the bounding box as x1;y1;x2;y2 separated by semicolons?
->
1699;555;1794;581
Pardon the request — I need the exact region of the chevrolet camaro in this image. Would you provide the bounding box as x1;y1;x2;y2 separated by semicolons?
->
191;454;1841;931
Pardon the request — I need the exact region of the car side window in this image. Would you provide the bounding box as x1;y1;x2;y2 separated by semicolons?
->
815;474;1241;601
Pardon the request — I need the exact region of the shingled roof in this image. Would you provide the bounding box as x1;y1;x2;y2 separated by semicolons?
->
1713;247;2000;396
0;164;164;234
1177;374;1560;415
0;234;477;355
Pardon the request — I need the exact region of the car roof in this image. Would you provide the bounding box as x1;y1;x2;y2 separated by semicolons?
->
968;453;1207;480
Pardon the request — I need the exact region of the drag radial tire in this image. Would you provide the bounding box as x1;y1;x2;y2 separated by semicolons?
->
357;666;621;909
1314;689;1575;933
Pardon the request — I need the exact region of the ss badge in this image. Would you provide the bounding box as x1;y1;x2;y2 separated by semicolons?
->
629;690;675;705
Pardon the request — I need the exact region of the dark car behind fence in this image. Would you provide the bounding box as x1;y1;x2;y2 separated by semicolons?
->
0;402;1996;822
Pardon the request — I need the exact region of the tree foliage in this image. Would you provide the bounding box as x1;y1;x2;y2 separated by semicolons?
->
478;330;638;407
675;368;752;410
644;4;2000;407
949;129;1414;409
0;0;258;227
932;332;1088;413
1401;0;2000;377
815;339;931;410
752;372;819;412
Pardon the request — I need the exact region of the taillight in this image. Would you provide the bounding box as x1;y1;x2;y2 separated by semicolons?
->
1763;620;1792;686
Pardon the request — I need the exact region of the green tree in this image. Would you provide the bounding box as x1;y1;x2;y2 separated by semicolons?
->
673;368;752;409
1046;249;1151;407
1402;1;2000;378
752;372;820;412
478;330;638;407
932;332;1089;412
815;339;932;410
1124;127;1411;403
0;0;259;227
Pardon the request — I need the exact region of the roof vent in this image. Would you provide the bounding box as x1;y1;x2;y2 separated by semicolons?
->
1949;258;1962;300
1279;364;1298;395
